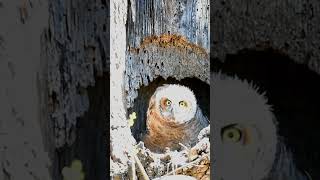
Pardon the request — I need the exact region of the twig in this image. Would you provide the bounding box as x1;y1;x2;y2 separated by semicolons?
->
132;151;150;180
166;154;209;175
304;170;313;180
130;156;137;180
179;143;190;150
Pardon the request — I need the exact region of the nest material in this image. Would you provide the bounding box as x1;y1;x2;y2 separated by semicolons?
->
128;126;210;180
110;126;210;180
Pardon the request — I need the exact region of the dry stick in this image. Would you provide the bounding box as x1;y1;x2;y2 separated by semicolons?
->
304;170;313;180
178;143;190;150
166;154;209;176
132;151;150;180
131;156;137;180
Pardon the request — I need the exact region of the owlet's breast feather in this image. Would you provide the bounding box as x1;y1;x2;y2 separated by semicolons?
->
143;84;209;153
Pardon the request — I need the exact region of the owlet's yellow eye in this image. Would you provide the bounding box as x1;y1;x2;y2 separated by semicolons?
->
221;126;242;143
179;101;188;108
165;99;172;106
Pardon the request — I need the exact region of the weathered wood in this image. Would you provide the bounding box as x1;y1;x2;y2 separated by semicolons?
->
212;0;320;73
125;0;210;108
43;0;110;179
0;0;51;179
1;0;110;179
45;0;109;148
110;0;136;178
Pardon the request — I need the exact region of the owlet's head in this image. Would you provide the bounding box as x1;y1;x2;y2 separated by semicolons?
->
212;73;278;180
153;84;197;124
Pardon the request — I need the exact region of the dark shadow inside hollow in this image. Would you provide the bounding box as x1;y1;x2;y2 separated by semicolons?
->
129;77;210;142
212;49;320;179
54;75;108;180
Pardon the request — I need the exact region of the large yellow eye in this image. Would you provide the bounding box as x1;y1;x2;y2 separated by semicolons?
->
179;101;188;108
165;99;172;106
221;126;242;143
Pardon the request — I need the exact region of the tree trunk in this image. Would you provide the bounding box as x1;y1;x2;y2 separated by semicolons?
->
0;0;51;179
43;0;110;180
110;0;210;179
1;0;109;180
1;0;209;179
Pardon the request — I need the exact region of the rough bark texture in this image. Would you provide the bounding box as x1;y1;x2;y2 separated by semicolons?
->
110;0;137;177
45;0;109;148
1;0;110;180
125;0;210;108
126;0;209;51
0;0;51;179
42;0;110;179
212;0;320;74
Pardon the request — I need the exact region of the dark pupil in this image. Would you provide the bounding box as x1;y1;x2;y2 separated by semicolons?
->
228;132;234;138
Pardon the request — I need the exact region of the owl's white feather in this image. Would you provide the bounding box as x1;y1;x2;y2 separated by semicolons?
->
154;84;197;124
212;73;311;180
212;73;278;180
144;84;209;152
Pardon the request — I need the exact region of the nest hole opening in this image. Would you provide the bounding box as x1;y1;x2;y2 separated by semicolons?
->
128;76;210;143
212;49;320;178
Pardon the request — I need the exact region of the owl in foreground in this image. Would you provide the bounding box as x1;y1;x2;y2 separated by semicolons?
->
212;73;311;180
143;84;209;153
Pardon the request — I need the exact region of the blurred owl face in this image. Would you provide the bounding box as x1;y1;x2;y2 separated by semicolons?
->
154;84;197;124
212;74;278;180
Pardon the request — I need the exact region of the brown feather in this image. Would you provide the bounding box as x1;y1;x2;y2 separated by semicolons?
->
143;93;205;153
